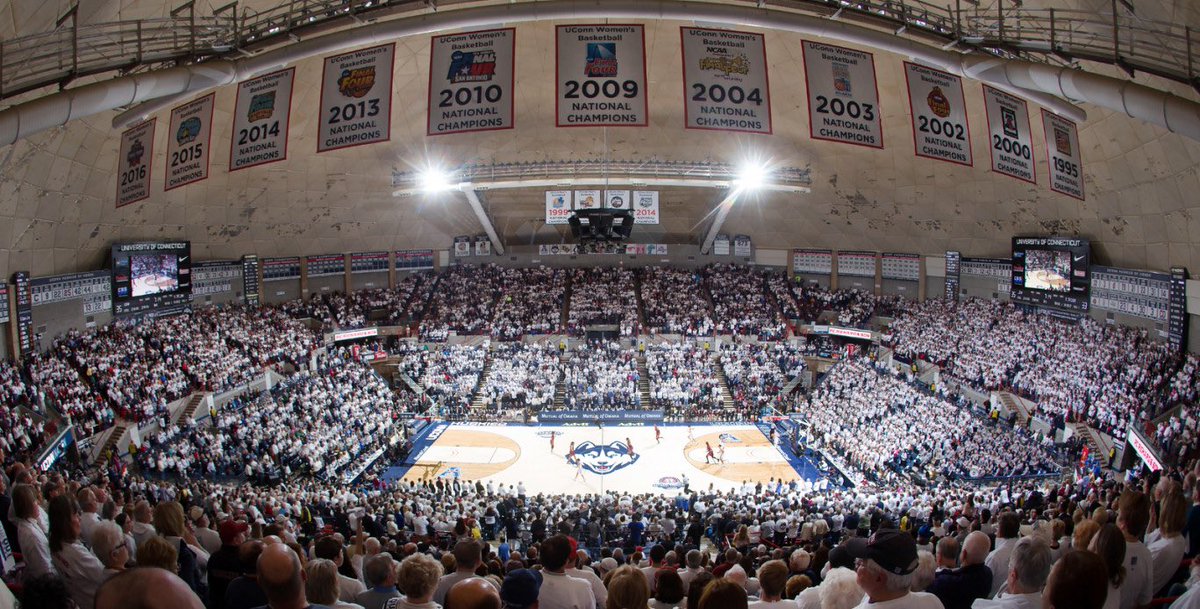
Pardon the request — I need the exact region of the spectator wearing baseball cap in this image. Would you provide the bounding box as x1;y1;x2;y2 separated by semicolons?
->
502;569;542;609
208;520;251;609
192;506;222;555
846;529;943;609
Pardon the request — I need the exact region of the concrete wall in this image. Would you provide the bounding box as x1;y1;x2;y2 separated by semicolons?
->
351;272;389;291
262;280;302;304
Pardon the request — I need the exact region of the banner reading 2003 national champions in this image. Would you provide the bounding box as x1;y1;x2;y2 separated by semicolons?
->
801;41;882;148
428;28;515;136
318;43;395;152
556;25;648;127
680;27;771;134
230;68;295;171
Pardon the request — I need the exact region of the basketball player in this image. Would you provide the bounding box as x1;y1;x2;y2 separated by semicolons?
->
626;437;634;458
687;424;694;442
549;431;556;453
568;441;576;464
717;444;726;464
705;442;715;464
574;457;584;481
655;424;662;444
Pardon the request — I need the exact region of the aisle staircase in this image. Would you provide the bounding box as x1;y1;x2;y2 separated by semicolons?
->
997;392;1030;424
711;351;734;410
553;352;569;409
469;346;496;414
94;422;128;466
1071;422;1106;463
176;393;210;423
561;273;573;330
633;271;648;334
636;352;651;407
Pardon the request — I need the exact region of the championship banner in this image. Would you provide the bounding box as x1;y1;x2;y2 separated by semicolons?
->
318;43;395;152
164;93;215;191
903;62;971;166
230;68;295;171
474;236;491;257
428;28;515;136
733;235;752;257
574;189;601;210
116;119;155;207
714;234;731;256
556;25;648;127
453;236;472;257
605;190;630;210
983;85;1036;183
801;41;883;148
1042;110;1084;200
546;190;572;225
632;191;659;225
680;27;771;134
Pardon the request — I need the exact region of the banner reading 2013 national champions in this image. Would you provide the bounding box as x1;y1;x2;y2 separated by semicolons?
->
556;25;648;127
318;43;395;152
428;28;515;136
903;62;971;166
680;27;771;134
801;41;882;148
230;68;295;171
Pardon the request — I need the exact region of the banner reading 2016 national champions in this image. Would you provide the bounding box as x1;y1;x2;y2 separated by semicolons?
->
428;28;515;136
116;119;155;207
318;43;395;152
230;68;296;171
680;27;771;134
165;93;215;191
903;62;971;166
801;41;882;148
556;25;648;127
983;85;1036;183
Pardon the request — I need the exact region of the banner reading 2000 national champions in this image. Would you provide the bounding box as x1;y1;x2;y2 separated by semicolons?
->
318;43;395;152
428;28;515;136
556;25;648;127
801;41;882;148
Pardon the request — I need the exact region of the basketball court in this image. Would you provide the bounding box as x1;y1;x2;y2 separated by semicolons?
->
393;423;824;495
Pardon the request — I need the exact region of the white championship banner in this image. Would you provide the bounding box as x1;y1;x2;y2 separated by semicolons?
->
318;43;395;152
164;93;214;191
680;27;771;134
1042;110;1085;200
903;62;971;166
428;28;515;136
556;25;648;127
983;85;1036;183
575;189;601;210
632;190;659;225
546;190;573;225
230;68;295;171
116;118;155;207
605;190;631;210
801;40;882;148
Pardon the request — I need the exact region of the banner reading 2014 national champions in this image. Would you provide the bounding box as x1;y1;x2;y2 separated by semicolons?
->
680;27;771;134
318;43;395;152
230;68;296;171
428;28;515;136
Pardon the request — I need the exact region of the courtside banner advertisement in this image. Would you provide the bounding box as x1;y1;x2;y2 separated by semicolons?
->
680;27;771;134
1042;110;1085;200
801;40;883;149
983;85;1036;183
556;25;648;127
903;62;972;166
116;118;155;207
574;189;601;210
546;190;572;225
632;191;659;225
318;43;395;152
605;190;631;210
230;68;296;171
164;93;215;191
428;28;515;136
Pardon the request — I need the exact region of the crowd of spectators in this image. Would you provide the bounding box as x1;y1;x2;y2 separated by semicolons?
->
559;340;641;410
705;264;788;340
491;267;567;340
718;343;806;417
646;343;722;418
475;343;561;415
395;343;486;418
640;267;715;336
421;264;506;341
568;267;640;337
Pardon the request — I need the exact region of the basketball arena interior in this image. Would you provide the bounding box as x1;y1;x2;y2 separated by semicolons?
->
1;1;1200;608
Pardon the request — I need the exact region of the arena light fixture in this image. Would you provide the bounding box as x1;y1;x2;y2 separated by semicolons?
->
418;167;455;193
734;163;769;191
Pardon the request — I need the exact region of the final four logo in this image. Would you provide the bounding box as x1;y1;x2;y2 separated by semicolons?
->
176;118;202;144
338;67;376;98
572;440;639;475
127;139;145;167
448;50;497;83
585;43;618;78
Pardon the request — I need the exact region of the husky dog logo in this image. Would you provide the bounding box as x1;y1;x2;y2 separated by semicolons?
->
718;433;742;443
573;440;639;475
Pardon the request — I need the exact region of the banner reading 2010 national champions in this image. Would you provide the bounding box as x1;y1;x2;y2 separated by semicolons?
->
428;28;515;136
230;68;295;171
801;41;882;148
318;43;395;152
680;27;771;134
556;25;648;127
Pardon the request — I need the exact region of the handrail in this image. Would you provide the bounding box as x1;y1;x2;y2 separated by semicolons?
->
0;0;1196;106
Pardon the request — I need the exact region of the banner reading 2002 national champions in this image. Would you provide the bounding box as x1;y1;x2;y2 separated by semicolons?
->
428;28;515;136
318;43;395;152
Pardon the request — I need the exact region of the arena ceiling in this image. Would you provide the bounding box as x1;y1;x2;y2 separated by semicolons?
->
1;0;1199;278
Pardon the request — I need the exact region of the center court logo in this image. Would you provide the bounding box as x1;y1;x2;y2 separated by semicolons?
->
718;433;742;443
573;440;639;475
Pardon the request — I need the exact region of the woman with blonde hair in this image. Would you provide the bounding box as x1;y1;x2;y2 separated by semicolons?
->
91;520;130;579
608;564;651;609
1146;490;1188;595
1088;524;1125;609
152;501;208;596
1073;519;1101;552
305;558;365;609
396;553;444;609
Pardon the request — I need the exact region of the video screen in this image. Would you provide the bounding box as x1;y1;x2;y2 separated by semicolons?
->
131;254;180;297
1023;249;1072;292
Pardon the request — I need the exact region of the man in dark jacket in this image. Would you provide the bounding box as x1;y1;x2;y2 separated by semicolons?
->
928;532;992;609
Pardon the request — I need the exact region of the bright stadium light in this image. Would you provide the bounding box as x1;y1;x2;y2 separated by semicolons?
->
734;163;769;191
418;167;454;193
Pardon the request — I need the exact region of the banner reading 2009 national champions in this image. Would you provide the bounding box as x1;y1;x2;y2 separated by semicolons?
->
801;41;882;148
428;28;515;136
318;43;395;152
556;25;648;127
230;68;295;171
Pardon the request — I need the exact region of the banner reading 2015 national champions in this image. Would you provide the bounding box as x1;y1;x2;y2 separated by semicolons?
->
428;28;515;136
165;93;215;191
230;68;295;171
801;41;882;148
556;25;648;127
318;43;395;152
903;62;972;166
680;27;771;134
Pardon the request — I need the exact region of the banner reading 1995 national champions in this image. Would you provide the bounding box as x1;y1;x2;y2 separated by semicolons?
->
801;41;882;148
680;27;771;134
904;62;971;166
318;43;395;152
428;28;515;136
1042;110;1084;200
230;68;295;171
556;25;648;127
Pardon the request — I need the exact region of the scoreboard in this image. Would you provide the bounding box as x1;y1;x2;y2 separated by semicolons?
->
1011;237;1091;313
881;253;920;281
263;257;301;281
351;252;389;274
1090;266;1171;323
242;255;260;306
306;254;345;277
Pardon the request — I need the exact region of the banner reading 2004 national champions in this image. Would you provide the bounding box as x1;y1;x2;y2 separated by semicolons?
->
318;43;395;152
556;25;648;127
801;41;882;148
165;93;215;191
428;28;515;136
680;27;771;134
230;68;295;171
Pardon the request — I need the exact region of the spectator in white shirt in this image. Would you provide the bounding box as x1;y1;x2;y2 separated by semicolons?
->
986;513;1022;598
749;559;796;609
537;535;596;609
972;537;1051;609
49;494;106;609
1145;490;1187;596
1117;491;1154;609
